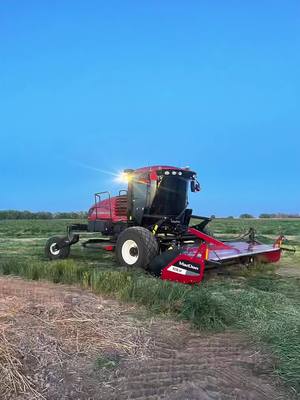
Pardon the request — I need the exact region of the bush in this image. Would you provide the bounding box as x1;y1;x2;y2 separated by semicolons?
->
239;213;254;218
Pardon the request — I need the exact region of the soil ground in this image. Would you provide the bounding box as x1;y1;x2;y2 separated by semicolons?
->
0;276;291;400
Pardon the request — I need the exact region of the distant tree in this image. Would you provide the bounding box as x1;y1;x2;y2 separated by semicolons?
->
259;213;275;218
210;214;216;219
227;216;234;219
239;213;254;219
35;212;53;219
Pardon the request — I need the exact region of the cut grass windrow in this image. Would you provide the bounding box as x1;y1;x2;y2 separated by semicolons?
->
0;258;299;394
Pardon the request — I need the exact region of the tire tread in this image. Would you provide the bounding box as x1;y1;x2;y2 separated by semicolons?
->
116;227;158;268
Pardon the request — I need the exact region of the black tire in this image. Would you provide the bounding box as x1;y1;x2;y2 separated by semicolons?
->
115;227;158;268
148;249;181;277
45;236;70;260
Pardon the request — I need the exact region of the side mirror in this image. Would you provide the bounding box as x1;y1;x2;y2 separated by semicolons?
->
191;180;201;192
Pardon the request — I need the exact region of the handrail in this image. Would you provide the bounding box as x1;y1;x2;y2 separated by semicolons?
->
94;191;112;220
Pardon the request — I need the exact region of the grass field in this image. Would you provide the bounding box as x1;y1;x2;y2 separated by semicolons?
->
0;218;299;395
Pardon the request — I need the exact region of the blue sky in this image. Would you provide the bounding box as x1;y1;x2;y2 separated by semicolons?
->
0;1;299;216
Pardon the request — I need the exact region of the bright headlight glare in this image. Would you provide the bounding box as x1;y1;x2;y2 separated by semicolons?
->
116;172;131;183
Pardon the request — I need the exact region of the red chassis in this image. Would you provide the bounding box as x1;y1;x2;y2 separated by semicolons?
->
160;227;283;284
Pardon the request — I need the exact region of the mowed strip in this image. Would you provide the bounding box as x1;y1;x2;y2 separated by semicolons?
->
0;277;291;400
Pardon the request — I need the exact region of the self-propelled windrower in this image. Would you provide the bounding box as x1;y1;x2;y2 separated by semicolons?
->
45;165;286;284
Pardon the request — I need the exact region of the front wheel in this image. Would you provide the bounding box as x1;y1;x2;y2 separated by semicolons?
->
45;236;70;260
115;227;158;268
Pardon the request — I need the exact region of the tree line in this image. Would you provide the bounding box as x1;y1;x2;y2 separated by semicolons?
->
0;210;87;220
211;214;300;219
0;210;299;220
240;213;300;219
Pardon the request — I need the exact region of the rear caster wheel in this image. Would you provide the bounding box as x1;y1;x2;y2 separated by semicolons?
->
45;236;70;260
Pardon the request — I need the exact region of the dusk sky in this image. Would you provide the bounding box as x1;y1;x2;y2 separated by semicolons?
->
0;1;299;216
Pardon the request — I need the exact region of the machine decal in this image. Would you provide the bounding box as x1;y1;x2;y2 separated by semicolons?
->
167;265;188;275
168;260;200;276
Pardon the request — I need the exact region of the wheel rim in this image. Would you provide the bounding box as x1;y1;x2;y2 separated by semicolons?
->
121;239;139;265
50;243;60;256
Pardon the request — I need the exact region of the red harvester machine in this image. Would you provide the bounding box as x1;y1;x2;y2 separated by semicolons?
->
45;165;285;284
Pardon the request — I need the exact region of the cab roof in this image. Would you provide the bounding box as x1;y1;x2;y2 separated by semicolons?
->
133;165;194;174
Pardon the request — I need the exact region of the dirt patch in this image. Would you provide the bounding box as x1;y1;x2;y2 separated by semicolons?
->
102;327;291;400
0;277;292;400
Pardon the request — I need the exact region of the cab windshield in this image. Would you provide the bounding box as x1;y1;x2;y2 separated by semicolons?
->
150;176;188;216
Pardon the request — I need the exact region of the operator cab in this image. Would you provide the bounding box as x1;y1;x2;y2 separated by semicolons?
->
87;165;201;235
126;166;200;230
